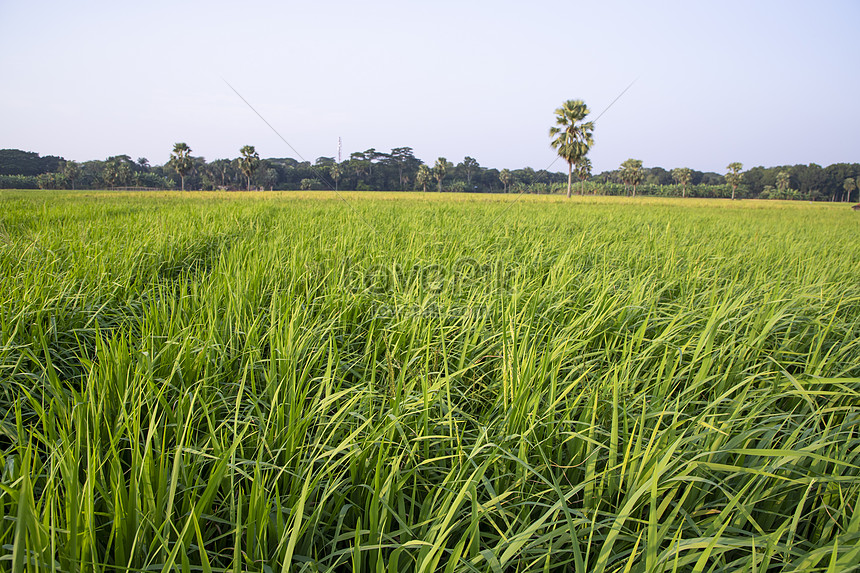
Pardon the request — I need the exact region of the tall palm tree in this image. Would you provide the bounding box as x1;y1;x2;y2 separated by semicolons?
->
239;145;260;191
725;162;743;200
621;159;643;197
170;143;192;191
549;99;594;198
416;165;431;192
575;157;592;195
844;177;856;203
672;167;692;198
499;169;512;193
330;163;342;191
434;157;447;192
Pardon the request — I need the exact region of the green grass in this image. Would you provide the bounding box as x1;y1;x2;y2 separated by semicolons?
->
1;190;859;572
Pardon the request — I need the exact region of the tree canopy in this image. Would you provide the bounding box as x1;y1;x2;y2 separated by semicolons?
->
549;99;594;198
169;143;193;192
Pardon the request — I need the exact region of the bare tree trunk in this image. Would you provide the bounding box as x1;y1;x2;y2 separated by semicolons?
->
566;163;572;199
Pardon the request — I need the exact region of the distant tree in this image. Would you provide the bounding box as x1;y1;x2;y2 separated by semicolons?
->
463;156;479;187
776;171;791;194
725;162;744;200
37;172;63;190
169;143;193;191
60;160;81;190
199;163;218;190
350;148;383;179
103;155;134;188
575;157;592;195
262;168;278;191
844;177;856;203
621;159;644;197
239;145;260;191
348;155;365;185
389;147;418;189
137;157;150;170
549;99;594;198
416;165;431;192
672;167;692;198
499;169;512;193
0;149;62;176
300;178;314;190
330;163;342;191
209;159;232;189
449;180;467;193
434;157;447;192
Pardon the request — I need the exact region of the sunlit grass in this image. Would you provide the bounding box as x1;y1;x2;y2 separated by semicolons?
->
1;190;859;571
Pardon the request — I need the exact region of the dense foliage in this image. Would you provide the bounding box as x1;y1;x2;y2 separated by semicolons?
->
1;148;859;201
1;191;859;571
0;150;62;176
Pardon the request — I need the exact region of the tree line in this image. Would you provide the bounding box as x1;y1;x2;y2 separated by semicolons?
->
546;99;858;202
1;146;857;202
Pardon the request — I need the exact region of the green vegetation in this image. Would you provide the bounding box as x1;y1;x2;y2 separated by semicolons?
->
671;168;692;199
434;158;448;193
844;178;856;203
549;100;594;198
621;159;644;198
416;165;431;193
2;147;860;201
0;150;62;177
169;143;193;192
239;145;261;192
726;163;744;201
1;190;859;571
499;169;512;193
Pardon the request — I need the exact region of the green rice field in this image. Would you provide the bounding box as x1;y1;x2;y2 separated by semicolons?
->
1;190;859;572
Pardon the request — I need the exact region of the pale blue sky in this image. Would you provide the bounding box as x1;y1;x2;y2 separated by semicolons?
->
1;0;857;174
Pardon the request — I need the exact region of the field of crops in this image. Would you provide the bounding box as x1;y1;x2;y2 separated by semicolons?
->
1;190;859;572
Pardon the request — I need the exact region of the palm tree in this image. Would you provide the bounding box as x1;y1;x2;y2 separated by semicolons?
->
621;159;643;197
416;165;431;192
549;99;594;198
170;143;193;191
575;157;592;195
672;167;692;198
434;157;447;192
499;169;512;193
776;171;791;195
330;164;342;191
725;162;743;200
239;145;260;191
843;177;855;203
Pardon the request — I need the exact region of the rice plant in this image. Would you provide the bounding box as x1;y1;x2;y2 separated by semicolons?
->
1;190;858;572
